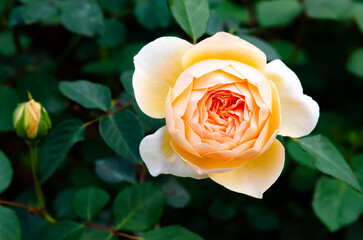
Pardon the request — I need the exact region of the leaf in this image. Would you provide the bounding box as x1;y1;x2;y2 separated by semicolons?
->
95;156;136;184
286;139;316;170
354;3;363;34
80;230;117;240
99;0;131;13
238;34;280;61
0;150;13;193
206;10;223;36
97;19;126;47
352;154;363;189
141;226;203;240
304;0;353;20
82;61;120;75
17;214;48;240
40;120;85;182
55;188;77;218
212;1;248;23
59;80;111;112
163;178;190;208
113;183;165;231
169;0;209;42
99;110;144;163
246;205;280;231
18;72;67;115
59;0;104;36
41;220;84;240
20;2;57;24
256;0;302;27
0;85;21;131
72;187;110;220
347;48;363;78
134;0;172;30
209;199;236;221
120;70;135;98
312;177;363;232
0;206;21;240
297;135;361;191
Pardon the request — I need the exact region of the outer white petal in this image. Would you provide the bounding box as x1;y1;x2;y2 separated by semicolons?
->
133;37;193;119
140;126;207;179
208;139;285;199
263;59;319;138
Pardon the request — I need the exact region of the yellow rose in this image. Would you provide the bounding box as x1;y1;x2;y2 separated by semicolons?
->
13;99;52;140
133;32;319;198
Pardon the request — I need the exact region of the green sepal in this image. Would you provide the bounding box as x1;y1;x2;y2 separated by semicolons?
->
35;104;52;139
13;104;27;139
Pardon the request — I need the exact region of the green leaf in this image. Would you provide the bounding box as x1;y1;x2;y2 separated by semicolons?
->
289;166;319;192
354;3;363;33
55;188;77;218
0;31;30;56
163;178;190;208
206;10;223;35
352;154;363;189
97;19;126;47
95;156;136;184
134;0;172;30
41;220;84;240
298;135;361;191
59;0;104;36
113;183;165;231
59;80;111;112
209;199;236;221
18;214;48;240
169;0;209;42
312;177;363;232
286;139;316;170
120;70;135;98
18;72;67;115
80;230;117;240
304;0;354;20
20;2;57;24
99;110;144;163
212;1;248;23
238;34;280;61
0;206;21;240
270;40;307;65
347;48;363;78
256;0;302;27
0;150;13;194
141;226;203;240
99;0;131;13
82;61;120;75
40;120;85;182
246;205;280;231
72;186;110;220
0;85;21;131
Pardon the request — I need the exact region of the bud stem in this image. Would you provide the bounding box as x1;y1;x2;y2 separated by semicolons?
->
29;144;56;224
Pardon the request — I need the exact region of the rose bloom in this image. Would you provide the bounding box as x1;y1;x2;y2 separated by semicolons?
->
133;32;319;198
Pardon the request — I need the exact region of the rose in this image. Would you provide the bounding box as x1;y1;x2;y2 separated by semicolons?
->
133;32;319;198
13;99;52;141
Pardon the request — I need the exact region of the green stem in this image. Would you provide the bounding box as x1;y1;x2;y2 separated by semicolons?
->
29;145;45;210
28;144;56;224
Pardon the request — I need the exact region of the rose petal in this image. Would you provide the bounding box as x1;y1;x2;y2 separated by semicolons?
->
182;32;266;70
140;126;206;179
263;60;319;138
208;139;285;199
133;37;192;118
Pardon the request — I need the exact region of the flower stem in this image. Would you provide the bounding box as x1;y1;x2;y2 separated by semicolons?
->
28;144;56;224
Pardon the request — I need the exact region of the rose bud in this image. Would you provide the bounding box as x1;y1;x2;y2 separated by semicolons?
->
13;99;52;141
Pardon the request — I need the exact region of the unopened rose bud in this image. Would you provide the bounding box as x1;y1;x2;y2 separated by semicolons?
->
13;99;52;141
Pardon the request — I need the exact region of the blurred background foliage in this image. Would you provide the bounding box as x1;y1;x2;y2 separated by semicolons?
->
0;0;363;239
